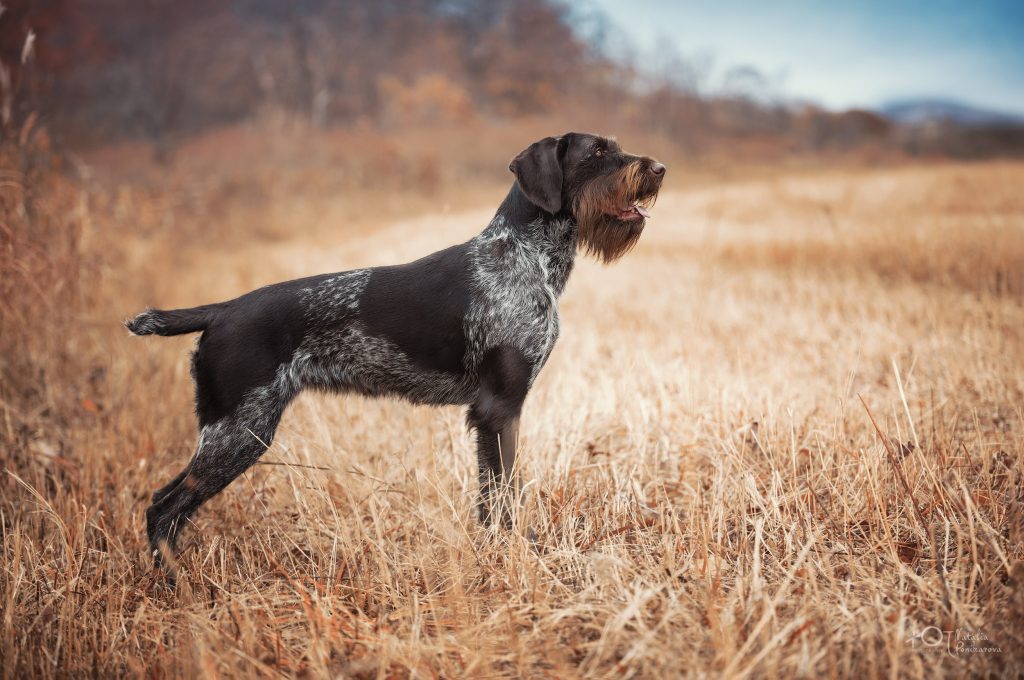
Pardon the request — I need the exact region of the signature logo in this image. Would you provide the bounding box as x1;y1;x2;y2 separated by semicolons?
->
907;627;1002;656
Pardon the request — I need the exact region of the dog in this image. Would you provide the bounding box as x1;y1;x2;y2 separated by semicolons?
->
126;132;665;563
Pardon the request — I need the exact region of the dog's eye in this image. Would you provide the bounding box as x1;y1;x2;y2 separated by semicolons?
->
594;147;605;158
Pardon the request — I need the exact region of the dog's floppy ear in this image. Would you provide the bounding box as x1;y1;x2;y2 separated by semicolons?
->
509;136;563;214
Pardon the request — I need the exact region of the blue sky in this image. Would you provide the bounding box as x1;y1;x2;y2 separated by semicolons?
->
587;0;1024;114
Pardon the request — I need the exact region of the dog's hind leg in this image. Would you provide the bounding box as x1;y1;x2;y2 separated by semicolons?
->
145;379;292;565
150;467;190;506
468;346;532;528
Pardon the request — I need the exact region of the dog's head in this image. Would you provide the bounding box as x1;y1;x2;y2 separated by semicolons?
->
509;132;665;262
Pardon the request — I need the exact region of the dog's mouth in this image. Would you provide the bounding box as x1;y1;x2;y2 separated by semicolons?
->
616;202;651;221
612;193;657;222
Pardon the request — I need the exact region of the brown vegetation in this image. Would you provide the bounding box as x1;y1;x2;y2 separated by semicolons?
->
2;122;1022;675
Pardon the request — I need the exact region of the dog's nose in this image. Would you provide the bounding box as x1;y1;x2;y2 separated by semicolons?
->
649;162;666;176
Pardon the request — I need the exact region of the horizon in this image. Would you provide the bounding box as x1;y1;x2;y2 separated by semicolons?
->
588;0;1024;116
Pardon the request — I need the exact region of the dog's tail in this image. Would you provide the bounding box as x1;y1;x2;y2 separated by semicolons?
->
124;304;221;337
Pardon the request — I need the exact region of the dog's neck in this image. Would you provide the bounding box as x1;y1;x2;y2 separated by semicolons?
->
479;184;578;296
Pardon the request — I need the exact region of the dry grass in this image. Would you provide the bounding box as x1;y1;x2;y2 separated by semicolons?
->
2;149;1023;677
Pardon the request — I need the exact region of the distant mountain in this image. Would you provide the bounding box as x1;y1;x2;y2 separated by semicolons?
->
879;98;1024;127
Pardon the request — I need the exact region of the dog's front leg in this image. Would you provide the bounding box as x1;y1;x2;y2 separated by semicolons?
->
468;346;531;529
473;420;520;528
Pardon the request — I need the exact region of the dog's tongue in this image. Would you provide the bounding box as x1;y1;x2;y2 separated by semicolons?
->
618;203;652;221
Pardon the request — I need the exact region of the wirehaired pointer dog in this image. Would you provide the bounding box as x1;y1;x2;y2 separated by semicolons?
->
127;133;665;563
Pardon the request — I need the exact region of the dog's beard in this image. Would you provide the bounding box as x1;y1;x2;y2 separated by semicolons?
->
573;162;659;263
574;213;646;263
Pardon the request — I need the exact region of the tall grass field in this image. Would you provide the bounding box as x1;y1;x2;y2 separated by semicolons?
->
2;143;1022;676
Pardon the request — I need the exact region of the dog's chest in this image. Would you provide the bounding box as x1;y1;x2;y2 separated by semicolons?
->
464;229;570;374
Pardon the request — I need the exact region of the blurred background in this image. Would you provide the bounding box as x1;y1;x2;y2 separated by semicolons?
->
4;0;1024;180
